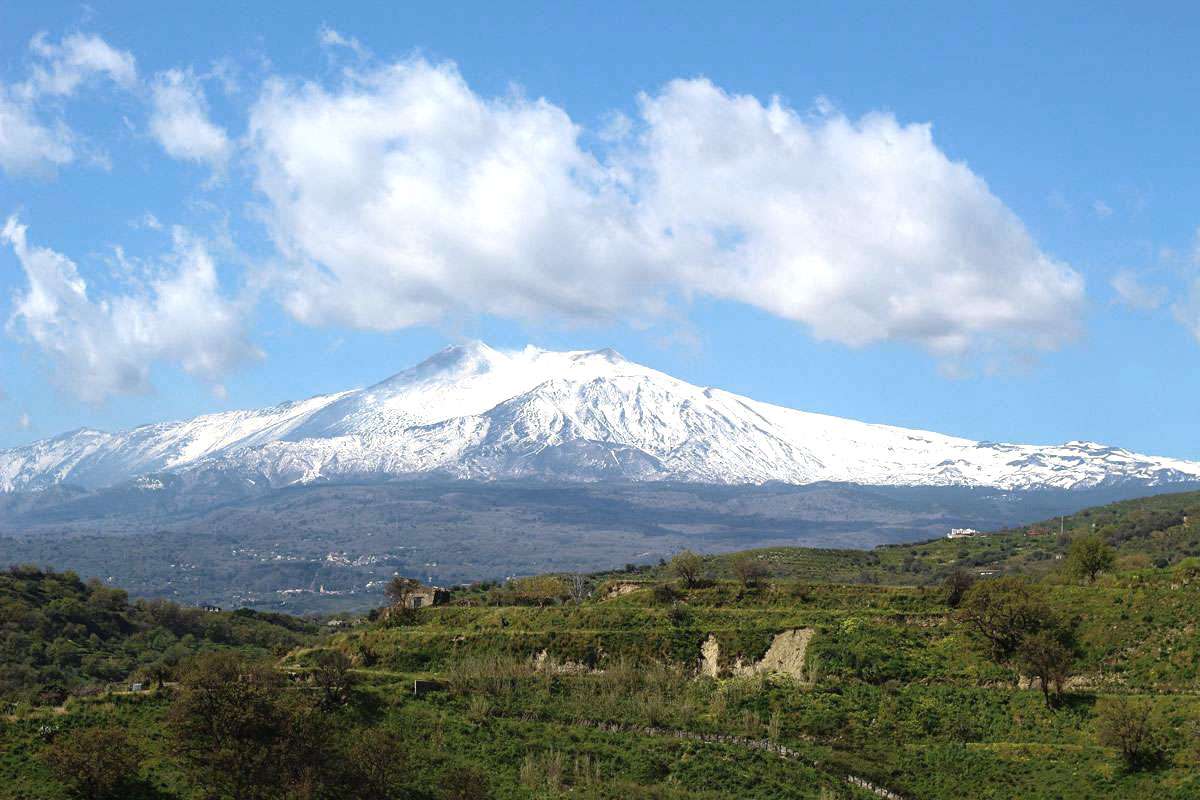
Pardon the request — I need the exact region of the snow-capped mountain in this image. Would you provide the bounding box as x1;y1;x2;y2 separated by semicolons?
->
3;342;1199;493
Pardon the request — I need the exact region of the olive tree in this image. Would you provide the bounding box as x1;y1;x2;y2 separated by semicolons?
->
1066;535;1115;583
1017;628;1075;707
731;555;770;588
958;576;1077;703
670;550;704;589
957;577;1051;666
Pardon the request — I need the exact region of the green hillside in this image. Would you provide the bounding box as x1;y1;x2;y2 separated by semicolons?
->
612;487;1200;586
0;566;318;705
4;489;1200;799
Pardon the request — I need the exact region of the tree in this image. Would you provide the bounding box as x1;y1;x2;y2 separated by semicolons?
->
1067;535;1115;583
312;649;356;709
957;577;1051;669
731;555;770;588
1017;627;1074;707
670;550;703;589
1095;696;1167;771
142;660;172;690
345;729;408;799
941;569;976;608
567;573;590;604
384;576;422;607
168;652;287;800
168;651;342;800
40;726;141;800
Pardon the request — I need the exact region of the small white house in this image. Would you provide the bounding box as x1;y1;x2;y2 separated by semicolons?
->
946;528;981;539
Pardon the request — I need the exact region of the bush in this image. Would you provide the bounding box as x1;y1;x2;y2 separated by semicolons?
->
440;766;492;799
1095;696;1168;771
651;583;680;604
731;555;770;587
40;725;142;800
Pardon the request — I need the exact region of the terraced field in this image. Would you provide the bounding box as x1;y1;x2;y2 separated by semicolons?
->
273;571;1200;799
7;489;1200;797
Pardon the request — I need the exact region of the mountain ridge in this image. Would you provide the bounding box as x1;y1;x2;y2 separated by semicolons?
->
3;341;1199;493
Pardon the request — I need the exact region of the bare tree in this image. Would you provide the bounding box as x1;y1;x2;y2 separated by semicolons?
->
312;650;356;708
567;573;590;603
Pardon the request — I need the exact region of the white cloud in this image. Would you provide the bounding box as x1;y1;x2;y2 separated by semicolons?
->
17;412;31;431
317;26;368;57
0;86;75;174
0;32;136;176
136;212;163;231
599;110;633;142
149;69;232;172
248;60;1082;359
207;58;242;96
1093;199;1113;219
631;79;1084;355
248;60;667;330
1110;270;1166;311
2;216;259;403
25;32;137;97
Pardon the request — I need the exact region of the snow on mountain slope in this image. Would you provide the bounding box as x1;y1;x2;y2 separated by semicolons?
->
0;392;352;491
3;341;1199;492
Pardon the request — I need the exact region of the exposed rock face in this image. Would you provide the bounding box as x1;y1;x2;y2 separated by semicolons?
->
533;649;591;675
700;628;815;680
744;628;814;679
700;634;722;678
602;581;644;599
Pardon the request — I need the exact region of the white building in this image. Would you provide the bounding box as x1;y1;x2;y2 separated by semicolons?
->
946;527;982;539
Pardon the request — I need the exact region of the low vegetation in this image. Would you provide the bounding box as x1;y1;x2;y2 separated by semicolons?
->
5;490;1200;798
0;566;316;705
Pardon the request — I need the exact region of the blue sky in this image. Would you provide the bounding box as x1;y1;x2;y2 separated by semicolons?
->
1;2;1199;457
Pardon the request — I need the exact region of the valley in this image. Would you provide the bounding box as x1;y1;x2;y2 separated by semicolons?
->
0;480;1179;612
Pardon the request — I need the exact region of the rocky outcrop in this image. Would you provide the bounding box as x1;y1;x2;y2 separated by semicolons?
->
701;628;815;680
